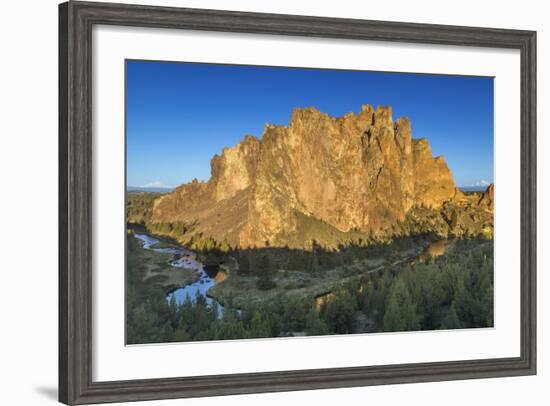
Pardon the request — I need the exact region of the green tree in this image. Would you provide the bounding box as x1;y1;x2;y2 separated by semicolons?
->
162;321;174;341
308;240;320;273
323;292;357;334
256;255;276;290
217;311;246;340
305;309;329;336
440;304;461;329
383;278;419;332
128;302;157;343
248;311;270;338
238;250;250;275
173;327;190;342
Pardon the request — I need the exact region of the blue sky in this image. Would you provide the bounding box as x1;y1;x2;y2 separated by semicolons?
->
126;60;494;188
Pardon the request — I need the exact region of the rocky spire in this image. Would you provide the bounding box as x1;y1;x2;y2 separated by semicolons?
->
152;103;491;248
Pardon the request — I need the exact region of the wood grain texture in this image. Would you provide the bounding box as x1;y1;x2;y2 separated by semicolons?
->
58;3;69;404
58;1;537;404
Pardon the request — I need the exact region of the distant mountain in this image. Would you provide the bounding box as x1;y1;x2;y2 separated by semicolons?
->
149;104;494;248
459;186;490;193
459;180;492;193
127;185;174;193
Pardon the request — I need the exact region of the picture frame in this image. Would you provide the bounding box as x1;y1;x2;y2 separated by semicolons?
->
59;1;537;404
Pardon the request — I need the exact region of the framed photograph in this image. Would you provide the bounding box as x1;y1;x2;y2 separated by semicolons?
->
59;1;536;404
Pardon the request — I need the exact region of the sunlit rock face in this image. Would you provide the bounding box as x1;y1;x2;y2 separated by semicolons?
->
152;104;493;248
478;183;494;210
210;135;260;202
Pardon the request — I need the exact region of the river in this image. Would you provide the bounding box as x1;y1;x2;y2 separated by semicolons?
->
135;232;450;316
133;233;225;315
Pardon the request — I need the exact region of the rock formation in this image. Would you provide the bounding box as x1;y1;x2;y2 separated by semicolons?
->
151;104;493;248
478;183;494;210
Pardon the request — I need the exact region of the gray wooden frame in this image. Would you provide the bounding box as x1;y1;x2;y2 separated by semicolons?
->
59;1;537;404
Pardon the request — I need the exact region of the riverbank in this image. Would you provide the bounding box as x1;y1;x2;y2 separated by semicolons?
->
129;229;227;315
127;229;493;343
129;225;461;311
128;229;199;292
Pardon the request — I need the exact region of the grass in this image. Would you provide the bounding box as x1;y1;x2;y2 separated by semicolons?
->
207;234;461;308
127;221;480;314
208;242;425;308
127;231;199;291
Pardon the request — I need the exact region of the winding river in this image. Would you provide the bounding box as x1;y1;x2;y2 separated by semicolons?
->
133;233;225;315
135;232;450;316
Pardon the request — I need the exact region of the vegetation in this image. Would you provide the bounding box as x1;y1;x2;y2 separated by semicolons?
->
127;192;161;226
127;191;233;252
126;230;198;291
127;227;493;344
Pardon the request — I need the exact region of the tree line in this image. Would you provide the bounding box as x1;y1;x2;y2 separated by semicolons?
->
127;235;493;344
